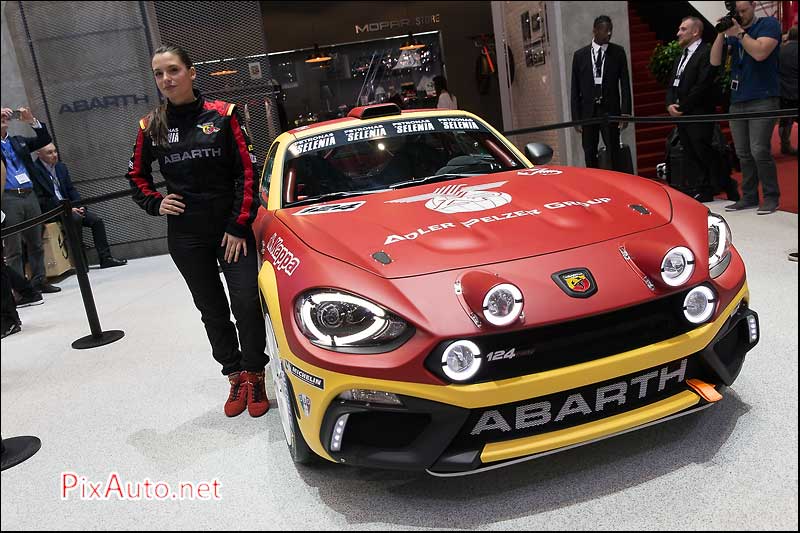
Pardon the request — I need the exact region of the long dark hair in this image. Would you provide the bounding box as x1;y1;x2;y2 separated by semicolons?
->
146;45;194;147
433;75;449;97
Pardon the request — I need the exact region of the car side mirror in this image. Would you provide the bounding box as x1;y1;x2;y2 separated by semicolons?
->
524;143;553;165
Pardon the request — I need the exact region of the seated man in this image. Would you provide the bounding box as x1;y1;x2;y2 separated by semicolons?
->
33;143;126;268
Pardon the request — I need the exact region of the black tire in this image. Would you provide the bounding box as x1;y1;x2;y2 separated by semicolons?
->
265;313;317;464
282;374;317;465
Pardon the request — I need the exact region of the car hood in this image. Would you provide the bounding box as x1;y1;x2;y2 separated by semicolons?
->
278;166;673;278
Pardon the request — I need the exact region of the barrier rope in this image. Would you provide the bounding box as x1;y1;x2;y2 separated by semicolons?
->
503;107;799;137
1;107;796;350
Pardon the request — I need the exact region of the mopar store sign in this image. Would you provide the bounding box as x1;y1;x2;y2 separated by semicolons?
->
355;14;440;34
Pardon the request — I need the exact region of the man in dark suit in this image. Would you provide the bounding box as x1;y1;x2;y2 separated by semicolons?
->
1;106;61;294
571;15;632;171
33;143;126;269
666;16;737;202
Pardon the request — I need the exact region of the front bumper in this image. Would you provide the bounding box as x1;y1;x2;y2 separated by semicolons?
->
282;284;758;475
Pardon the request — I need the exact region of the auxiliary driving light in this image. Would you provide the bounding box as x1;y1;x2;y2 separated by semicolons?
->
441;340;482;382
330;413;350;452
482;283;524;326
747;314;759;343
683;285;717;324
337;389;403;406
661;246;695;287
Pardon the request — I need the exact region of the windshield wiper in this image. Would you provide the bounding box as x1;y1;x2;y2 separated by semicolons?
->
287;189;389;208
388;173;472;190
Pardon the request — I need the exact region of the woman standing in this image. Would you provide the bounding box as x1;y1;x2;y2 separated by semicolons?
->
126;45;268;418
433;75;458;110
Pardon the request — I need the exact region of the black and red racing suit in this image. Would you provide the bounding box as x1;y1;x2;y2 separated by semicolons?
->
126;91;267;374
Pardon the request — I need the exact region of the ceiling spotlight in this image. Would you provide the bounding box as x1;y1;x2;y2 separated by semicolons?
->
399;33;426;51
305;43;332;63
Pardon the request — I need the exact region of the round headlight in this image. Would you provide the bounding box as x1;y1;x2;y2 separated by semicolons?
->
708;214;732;270
683;286;717;324
441;340;482;382
661;246;695;287
482;283;524;326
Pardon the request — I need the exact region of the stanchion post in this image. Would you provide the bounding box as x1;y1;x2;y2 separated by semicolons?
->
59;201;125;349
1;433;42;471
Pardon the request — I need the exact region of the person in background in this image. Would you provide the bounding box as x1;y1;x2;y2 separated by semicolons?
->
1;159;22;338
666;16;733;202
0;107;61;295
433;75;458;110
33;143;127;269
388;92;404;109
126;45;268;418
570;15;633;171
711;1;782;215
778;26;797;155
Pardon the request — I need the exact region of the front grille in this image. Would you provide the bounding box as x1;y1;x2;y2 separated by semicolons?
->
449;356;706;449
426;287;699;384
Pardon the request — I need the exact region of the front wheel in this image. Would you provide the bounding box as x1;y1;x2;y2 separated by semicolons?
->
265;313;316;464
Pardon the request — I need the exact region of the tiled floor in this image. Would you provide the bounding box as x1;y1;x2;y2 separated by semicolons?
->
1;201;797;530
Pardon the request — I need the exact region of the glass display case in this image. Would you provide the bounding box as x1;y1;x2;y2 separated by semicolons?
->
270;31;445;128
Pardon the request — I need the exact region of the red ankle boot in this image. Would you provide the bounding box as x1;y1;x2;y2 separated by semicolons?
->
244;371;270;417
224;371;247;417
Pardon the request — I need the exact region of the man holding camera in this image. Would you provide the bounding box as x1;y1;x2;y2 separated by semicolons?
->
711;1;782;215
1;106;61;294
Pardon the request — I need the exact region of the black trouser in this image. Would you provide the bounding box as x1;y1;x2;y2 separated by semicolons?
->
677;121;719;196
1;237;21;329
167;216;267;375
779;97;797;149
71;210;112;261
582;104;621;170
1;190;45;286
6;256;37;295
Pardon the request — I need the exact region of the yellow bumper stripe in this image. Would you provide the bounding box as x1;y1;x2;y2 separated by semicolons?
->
481;390;701;463
260;255;746;461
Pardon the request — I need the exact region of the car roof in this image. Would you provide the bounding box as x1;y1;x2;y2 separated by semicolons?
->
286;108;479;140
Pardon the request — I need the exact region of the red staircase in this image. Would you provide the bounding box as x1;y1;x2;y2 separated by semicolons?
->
628;4;672;179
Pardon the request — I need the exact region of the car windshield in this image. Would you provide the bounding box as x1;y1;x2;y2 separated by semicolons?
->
282;116;523;206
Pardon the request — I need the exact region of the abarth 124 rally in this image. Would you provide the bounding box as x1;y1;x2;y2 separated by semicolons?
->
252;103;759;476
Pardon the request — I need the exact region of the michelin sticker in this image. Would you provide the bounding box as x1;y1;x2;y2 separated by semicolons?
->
294;201;365;216
285;361;325;390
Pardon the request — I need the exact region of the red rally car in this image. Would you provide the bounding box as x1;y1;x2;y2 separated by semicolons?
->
252;103;759;476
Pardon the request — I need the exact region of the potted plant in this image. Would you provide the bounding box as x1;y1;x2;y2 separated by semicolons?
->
648;39;731;109
648;40;682;86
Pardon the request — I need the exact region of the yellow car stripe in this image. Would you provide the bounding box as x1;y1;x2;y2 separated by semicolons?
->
480;390;701;463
